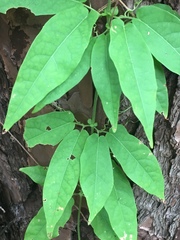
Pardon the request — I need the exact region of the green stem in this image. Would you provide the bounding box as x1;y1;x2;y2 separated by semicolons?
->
77;192;83;240
106;0;112;27
91;90;98;134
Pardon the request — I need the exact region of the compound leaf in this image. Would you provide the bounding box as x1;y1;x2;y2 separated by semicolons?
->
109;19;157;147
80;134;113;223
24;111;75;147
133;4;180;75
20;166;47;186
106;125;164;199
91;34;121;132
0;0;82;15
154;59;168;117
33;37;95;113
105;163;137;239
4;8;99;130
43;129;88;238
91;208;119;240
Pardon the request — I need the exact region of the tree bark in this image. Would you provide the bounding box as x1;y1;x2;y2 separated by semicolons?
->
0;57;42;240
0;1;180;239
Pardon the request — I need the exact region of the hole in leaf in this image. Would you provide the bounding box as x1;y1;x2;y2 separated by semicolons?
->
46;126;51;131
67;155;75;160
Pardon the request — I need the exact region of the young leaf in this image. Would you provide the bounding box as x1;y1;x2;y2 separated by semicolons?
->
105;163;137;239
154;59;168;117
109;19;157;147
24;111;75;147
80;134;114;223
24;199;74;240
4;8;99;131
0;0;82;15
33;37;96;113
43;129;88;238
91;208;119;240
91;34;121;132
20;166;47;186
106;125;164;199
133;4;180;75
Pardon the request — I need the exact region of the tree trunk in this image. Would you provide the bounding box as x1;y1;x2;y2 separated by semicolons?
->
0;1;180;239
0;57;42;240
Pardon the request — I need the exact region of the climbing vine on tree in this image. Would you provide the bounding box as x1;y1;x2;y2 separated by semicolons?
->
1;0;180;239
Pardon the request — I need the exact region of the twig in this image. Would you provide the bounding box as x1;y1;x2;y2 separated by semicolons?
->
118;0;131;11
0;121;39;165
98;0;116;12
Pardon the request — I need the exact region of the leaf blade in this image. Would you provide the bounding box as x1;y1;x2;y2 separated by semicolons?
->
91;34;121;132
4;8;99;130
20;166;47;186
91;208;119;240
133;4;180;75
33;37;95;113
80;134;114;223
0;0;82;15
106;125;164;199
105;163;137;239
109;19;157;146
24;199;74;240
24;111;75;147
43;129;88;238
154;59;168;117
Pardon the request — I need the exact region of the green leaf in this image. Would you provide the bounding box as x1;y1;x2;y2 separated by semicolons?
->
105;163;137;239
91;34;121;132
133;4;180;75
0;0;82;15
24;207;48;240
43;129;88;238
80;134;114;223
91;208;119;240
109;19;157;147
154;59;168;117
24;199;74;240
20;166;47;186
106;125;164;199
154;3;180;18
33;37;96;113
4;8;99;131
24;111;75;147
52;198;74;238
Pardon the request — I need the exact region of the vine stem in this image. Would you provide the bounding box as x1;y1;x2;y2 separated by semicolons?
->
91;90;98;134
118;0;131;11
0;121;39;165
77;192;83;240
